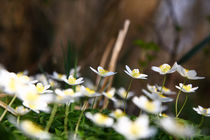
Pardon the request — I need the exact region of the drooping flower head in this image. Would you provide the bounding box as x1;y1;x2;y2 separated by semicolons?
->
193;106;210;117
124;65;148;79
176;63;205;80
142;89;173;103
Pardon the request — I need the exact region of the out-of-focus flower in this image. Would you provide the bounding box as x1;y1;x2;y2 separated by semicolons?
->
159;117;194;138
69;66;81;77
80;86;101;97
124;65;148;79
63;75;84;86
85;112;114;127
113;115;156;140
142;89;173;103
35;83;52;94
117;87;134;99
102;88;117;102
17;85;54;113
0;70;34;95
151;63;177;75
159;113;169;118
113;99;124;109
90;66;116;77
51;71;66;81
193;106;210;117
175;83;198;93
109;109;125;119
132;95;166;114
15;106;30;116
19;120;51;139
156;85;176;95
55;88;82;103
176;64;204;80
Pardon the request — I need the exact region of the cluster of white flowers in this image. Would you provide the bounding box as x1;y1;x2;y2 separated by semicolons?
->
0;62;207;140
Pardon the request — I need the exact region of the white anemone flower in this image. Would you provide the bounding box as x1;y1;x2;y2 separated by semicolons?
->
15;106;30;116
113;99;124;109
151;62;177;75
193;106;210;117
147;84;176;95
51;71;66;81
132;95;166;114
17;85;54;113
142;89;173;103
113;115;156;140
80;86;101;97
0;70;34;95
55;88;82;103
90;66;116;77
19;120;51;139
159;117;194;138
102;88;117;102
35;83;52;94
69;66;81;77
124;65;148;79
85;112;114;127
175;83;198;93
176;64;205;80
156;85;176;95
63;75;84;86
117;87;134;99
109;109;125;119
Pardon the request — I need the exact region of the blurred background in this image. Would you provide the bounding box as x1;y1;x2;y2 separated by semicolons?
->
0;0;210;134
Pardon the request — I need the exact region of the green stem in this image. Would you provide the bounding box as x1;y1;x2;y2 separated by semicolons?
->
74;101;88;139
0;95;17;122
198;115;204;128
92;77;103;109
17;115;20;125
175;79;187;118
45;104;58;132
64;103;70;138
160;75;167;94
176;95;188;117
123;79;133;113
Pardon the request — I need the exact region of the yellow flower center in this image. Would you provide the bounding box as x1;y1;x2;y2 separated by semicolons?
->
8;78;16;92
145;101;155;111
22;120;44;134
68;77;76;84
184;69;189;73
36;83;44;93
114;110;125;118
64;90;74;96
157;93;166;98
58;74;63;79
96;114;108;124
25;92;39;102
182;85;191;92
159;64;171;73
86;88;95;94
106;92;113;98
98;68;108;75
122;91;127;98
161;113;168;117
130;123;141;135
131;69;140;77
